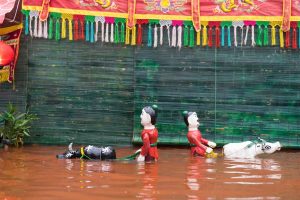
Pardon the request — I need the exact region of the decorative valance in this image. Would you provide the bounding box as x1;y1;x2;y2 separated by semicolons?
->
21;0;300;48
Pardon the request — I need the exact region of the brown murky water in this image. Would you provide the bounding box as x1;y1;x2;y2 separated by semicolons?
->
0;146;300;200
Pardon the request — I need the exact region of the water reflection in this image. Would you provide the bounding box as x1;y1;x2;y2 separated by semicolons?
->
62;159;114;190
186;157;217;191
136;162;158;200
185;157;217;200
224;158;281;185
63;159;113;173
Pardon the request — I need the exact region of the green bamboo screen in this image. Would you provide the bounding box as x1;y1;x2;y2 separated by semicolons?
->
132;47;300;148
1;36;299;148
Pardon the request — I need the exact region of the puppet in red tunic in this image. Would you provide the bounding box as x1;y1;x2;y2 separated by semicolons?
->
183;111;216;157
136;105;159;162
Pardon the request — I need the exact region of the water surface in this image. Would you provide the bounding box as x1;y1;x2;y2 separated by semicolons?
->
0;146;299;199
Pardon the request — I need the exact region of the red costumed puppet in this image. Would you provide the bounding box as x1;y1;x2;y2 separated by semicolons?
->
183;111;217;157
136;105;159;162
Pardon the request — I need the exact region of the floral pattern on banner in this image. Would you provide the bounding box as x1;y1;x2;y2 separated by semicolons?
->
293;0;300;15
78;0;117;10
213;0;259;14
144;0;188;13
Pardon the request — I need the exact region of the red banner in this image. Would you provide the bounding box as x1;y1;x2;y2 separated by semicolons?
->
22;0;295;20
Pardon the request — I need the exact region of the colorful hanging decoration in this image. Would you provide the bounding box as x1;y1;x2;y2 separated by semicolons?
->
20;0;300;49
0;29;22;83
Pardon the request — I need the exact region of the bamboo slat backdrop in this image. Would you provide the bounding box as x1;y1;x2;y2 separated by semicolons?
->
0;34;299;147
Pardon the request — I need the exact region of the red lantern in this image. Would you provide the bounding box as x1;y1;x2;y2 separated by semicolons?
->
0;41;14;66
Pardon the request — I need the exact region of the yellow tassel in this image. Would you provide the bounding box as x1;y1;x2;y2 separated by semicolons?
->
196;31;200;46
131;25;136;45
271;26;276;46
279;29;284;48
68;19;73;40
62;14;73;41
202;26;207;46
125;26;130;44
61;18;66;39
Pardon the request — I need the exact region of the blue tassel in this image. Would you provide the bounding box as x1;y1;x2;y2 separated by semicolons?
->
85;21;89;42
147;24;152;47
25;15;29;35
90;22;94;43
227;26;231;47
221;26;225;47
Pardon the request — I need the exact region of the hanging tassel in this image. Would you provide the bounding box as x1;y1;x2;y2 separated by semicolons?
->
111;23;114;43
208;27;213;47
189;26;195;47
153;25;158;47
38;18;43;38
95;21;99;42
29;11;39;37
29;14;33;37
167;26;171;46
263;25;268;46
105;23;109;42
120;22;125;43
257;26;263;46
202;26;207;46
85;21;90;42
61;18;66;39
271;26;276;46
215;26;220;48
43;20;48;39
147;24;152;47
160;26;163;46
48;17;53;39
290;22;298;49
244;26;249;45
227;26;231;47
68;19;73;40
101;22;105;42
285;31;290;48
196;31;200;46
298;27;300;49
177;25;182;49
131;25;136;45
240;27;243;46
90;22;94;43
221;26;225;46
74;20;78;40
233;26;237;47
114;23;119;43
251;25;255;47
184;25;189;46
80;21;84;40
292;27;297;49
55;18;60;41
34;16;38;37
171;26;176;47
22;10;30;35
137;24;143;45
25;14;29;35
125;25;130;44
279;29;284;48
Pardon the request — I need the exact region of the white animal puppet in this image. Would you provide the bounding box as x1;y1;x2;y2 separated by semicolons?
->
223;138;281;158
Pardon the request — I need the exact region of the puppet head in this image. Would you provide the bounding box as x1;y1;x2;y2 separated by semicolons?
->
140;105;158;127
183;111;199;130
